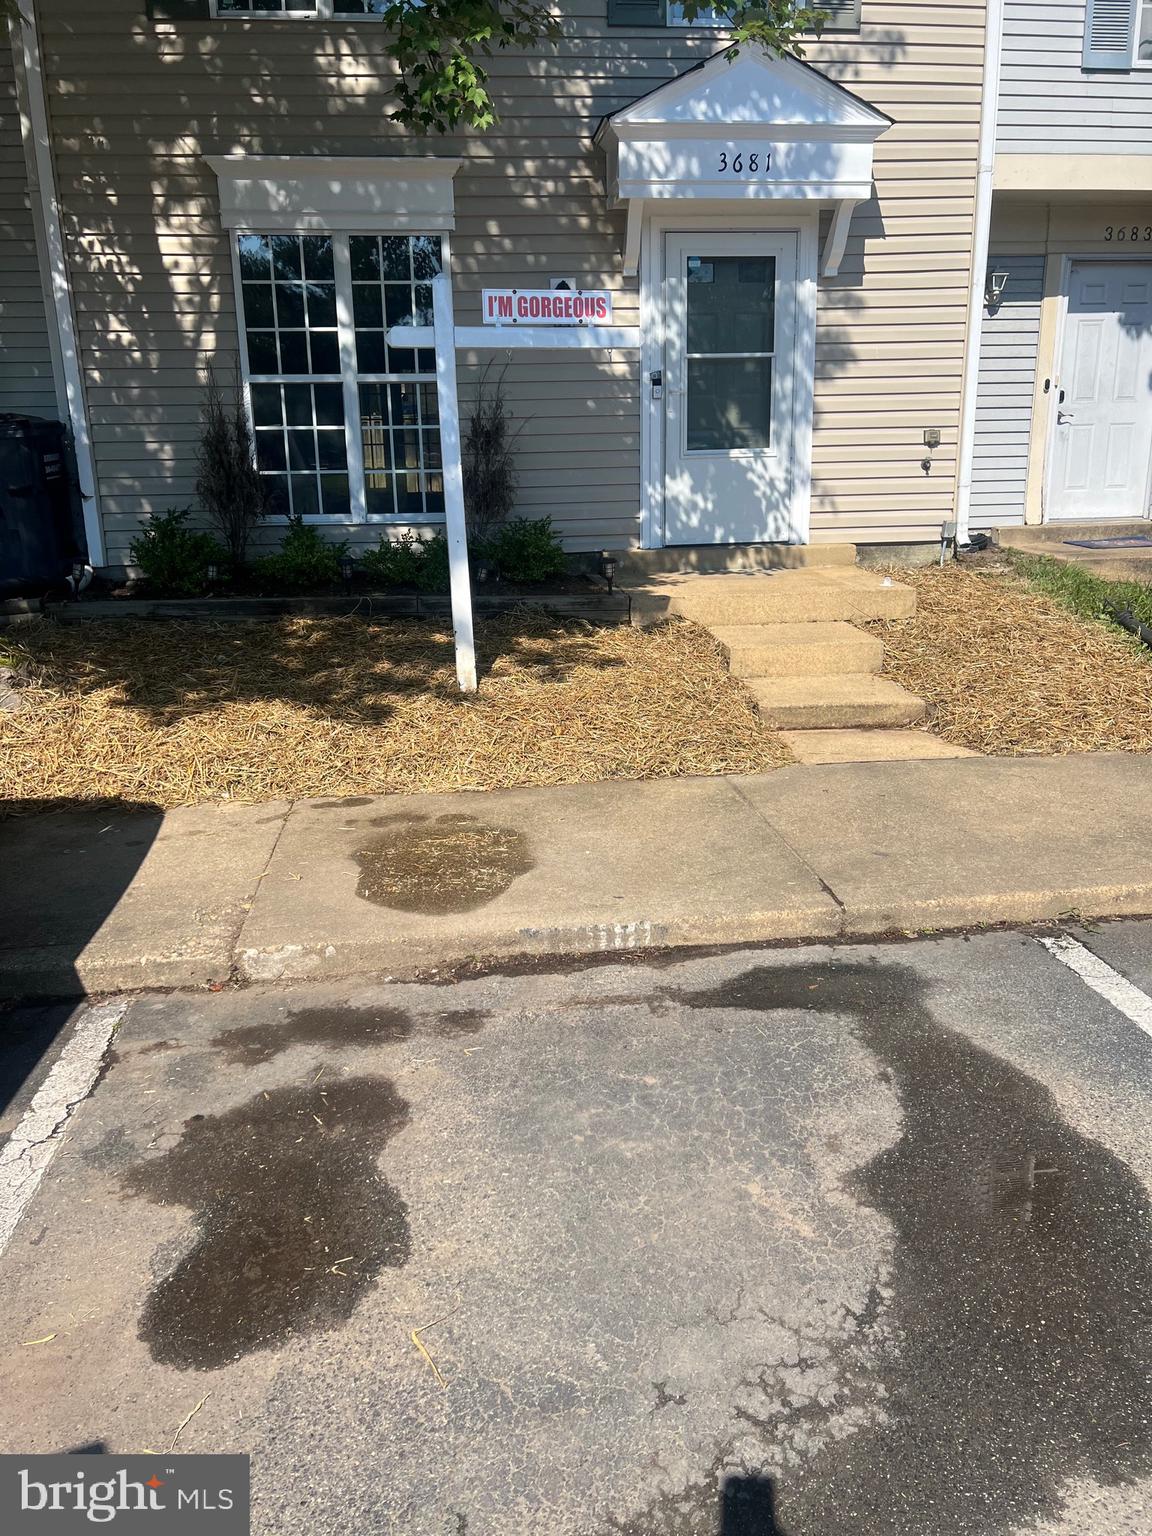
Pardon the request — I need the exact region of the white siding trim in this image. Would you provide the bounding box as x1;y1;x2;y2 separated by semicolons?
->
12;5;103;564
206;155;462;234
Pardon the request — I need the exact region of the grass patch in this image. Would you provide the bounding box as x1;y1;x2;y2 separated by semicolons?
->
1006;550;1152;631
870;562;1152;756
0;611;789;809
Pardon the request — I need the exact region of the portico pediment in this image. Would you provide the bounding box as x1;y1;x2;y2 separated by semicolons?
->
594;46;892;275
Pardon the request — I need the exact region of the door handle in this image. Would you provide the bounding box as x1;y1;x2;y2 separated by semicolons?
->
1057;411;1074;424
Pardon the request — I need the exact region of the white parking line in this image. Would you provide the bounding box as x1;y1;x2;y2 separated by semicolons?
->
1038;934;1152;1043
0;998;128;1259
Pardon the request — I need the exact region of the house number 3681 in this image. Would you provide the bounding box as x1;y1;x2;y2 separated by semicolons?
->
717;152;772;174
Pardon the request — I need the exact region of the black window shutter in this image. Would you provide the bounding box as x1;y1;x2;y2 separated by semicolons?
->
818;0;862;30
146;0;212;18
607;0;667;26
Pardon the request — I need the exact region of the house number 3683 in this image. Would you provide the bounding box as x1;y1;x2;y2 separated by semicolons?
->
1104;226;1152;242
717;152;772;174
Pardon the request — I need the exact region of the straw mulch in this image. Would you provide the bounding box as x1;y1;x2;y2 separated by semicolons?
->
870;563;1152;755
0;611;789;810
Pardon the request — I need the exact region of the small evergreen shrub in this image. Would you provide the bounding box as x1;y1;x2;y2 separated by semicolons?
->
359;533;427;589
412;533;451;593
358;532;451;592
253;516;348;592
129;508;226;596
486;517;566;584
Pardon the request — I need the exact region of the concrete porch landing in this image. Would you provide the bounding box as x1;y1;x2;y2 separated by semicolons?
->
999;521;1152;581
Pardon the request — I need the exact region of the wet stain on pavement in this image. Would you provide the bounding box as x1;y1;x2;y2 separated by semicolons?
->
123;1076;410;1371
608;960;1152;1536
427;1008;488;1038
354;813;533;914
212;1003;489;1064
312;796;375;809
213;1005;414;1065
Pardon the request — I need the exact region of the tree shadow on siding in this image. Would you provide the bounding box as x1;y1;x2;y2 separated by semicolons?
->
50;12;908;567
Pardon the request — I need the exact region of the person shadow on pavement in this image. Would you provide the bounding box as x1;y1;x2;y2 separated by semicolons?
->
0;797;161;1148
721;1475;790;1535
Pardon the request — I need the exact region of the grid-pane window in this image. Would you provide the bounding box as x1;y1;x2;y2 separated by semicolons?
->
350;234;440;376
238;234;339;376
250;381;350;519
236;231;445;522
360;381;444;519
214;0;390;12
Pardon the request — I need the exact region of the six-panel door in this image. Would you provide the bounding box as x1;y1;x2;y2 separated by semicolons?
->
1050;261;1152;521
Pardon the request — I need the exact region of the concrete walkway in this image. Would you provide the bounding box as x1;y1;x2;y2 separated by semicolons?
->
4;752;1152;996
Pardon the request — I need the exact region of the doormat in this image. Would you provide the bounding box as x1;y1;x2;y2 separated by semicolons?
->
1062;536;1152;549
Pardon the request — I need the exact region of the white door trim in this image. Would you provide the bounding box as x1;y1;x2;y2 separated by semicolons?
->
1044;252;1152;524
639;204;819;549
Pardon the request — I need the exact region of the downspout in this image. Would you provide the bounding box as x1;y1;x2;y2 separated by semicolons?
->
953;0;1006;549
10;3;104;565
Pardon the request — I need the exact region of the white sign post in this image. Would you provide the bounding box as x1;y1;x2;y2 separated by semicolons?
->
389;287;641;694
431;273;477;694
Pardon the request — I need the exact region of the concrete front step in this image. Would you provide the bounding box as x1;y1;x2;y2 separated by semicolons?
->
999;520;1152;547
712;621;883;678
779;728;978;764
746;674;927;730
998;536;1152;582
615;542;856;578
629;568;916;627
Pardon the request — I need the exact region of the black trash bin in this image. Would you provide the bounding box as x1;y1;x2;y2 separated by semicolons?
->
0;415;84;596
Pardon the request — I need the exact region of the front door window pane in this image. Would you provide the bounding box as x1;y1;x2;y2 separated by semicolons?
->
686;256;775;355
686;358;773;452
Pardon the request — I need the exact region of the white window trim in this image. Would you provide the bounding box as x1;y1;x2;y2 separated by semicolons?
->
210;1;386;18
206;155;461;236
230;229;453;527
1137;0;1152;67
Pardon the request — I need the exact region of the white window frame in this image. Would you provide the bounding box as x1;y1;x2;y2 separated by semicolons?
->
230;228;453;527
209;1;386;19
1138;0;1152;67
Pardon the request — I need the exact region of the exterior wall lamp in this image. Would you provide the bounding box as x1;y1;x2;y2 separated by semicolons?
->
985;269;1010;309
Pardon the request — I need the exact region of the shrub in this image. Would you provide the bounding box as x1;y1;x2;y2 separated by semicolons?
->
486;517;566;584
196;362;269;568
129;508;226;596
358;532;451;592
462;363;524;545
253;516;348;592
413;532;451;593
359;533;427;589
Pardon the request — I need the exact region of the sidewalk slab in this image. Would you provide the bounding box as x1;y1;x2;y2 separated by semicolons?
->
0;802;289;996
236;778;840;981
735;753;1152;934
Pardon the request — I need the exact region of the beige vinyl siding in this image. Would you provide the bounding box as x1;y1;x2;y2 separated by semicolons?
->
0;35;59;419
40;0;982;561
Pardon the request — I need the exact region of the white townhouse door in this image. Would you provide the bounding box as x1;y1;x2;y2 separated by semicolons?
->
663;232;802;545
1049;261;1152;521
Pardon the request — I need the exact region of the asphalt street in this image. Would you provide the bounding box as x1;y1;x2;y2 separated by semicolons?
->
1;925;1151;1535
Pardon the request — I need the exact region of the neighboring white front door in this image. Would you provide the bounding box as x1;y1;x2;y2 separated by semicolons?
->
1049;261;1152;521
663;232;801;544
